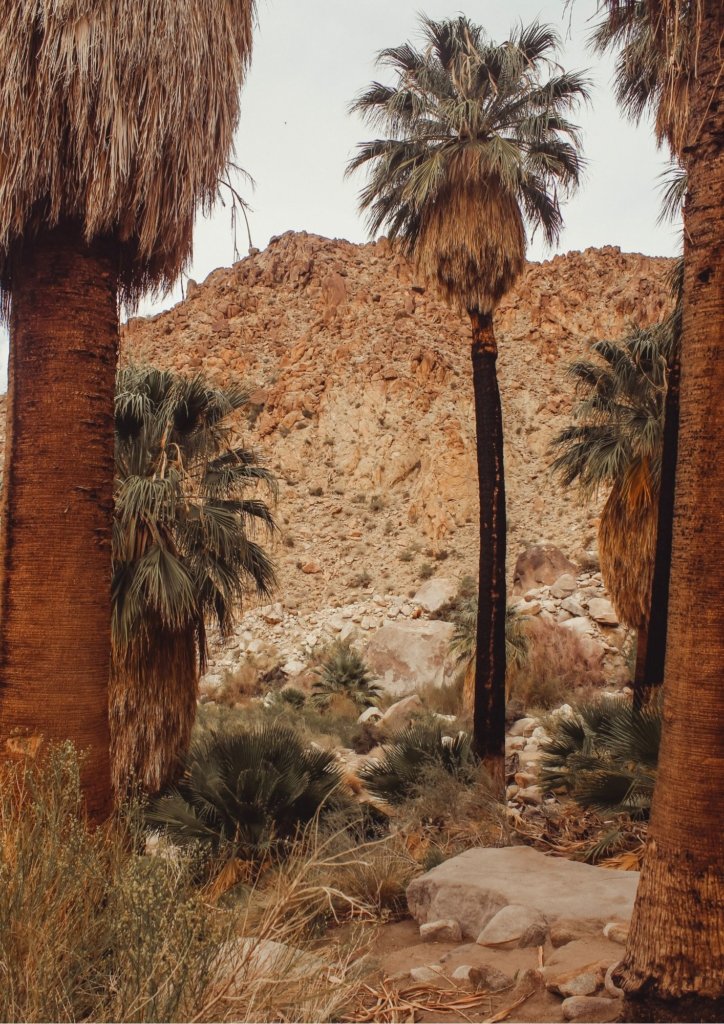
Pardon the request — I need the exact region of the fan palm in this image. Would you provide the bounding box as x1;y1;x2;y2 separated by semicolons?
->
358;723;476;805
147;724;344;860
540;696;661;819
590;0;693;157
112;366;276;795
348;16;588;789
310;641;382;710
0;1;256;818
450;598;530;717
552;284;681;700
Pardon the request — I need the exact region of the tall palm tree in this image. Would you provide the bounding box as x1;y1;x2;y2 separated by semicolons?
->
347;15;588;786
0;1;256;818
112;366;276;795
592;0;690;700
598;1;723;1020
551;311;679;701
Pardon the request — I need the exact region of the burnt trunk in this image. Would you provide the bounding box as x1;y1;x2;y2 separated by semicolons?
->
616;1;724;1017
469;310;506;793
636;347;680;708
0;223;118;821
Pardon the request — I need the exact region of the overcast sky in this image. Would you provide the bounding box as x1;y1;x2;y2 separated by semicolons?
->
0;0;681;386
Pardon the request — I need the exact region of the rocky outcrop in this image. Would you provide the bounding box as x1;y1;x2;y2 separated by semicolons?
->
121;233;673;619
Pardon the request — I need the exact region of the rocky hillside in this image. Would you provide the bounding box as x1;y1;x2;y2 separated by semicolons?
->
122;232;672;617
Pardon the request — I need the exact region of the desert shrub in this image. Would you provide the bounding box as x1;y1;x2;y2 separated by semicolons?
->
507;616;606;711
540;696;661;817
398;548;414;562
369;494;384;512
216;659;264;705
359;724;476;804
148;725;347;859
311;642;382;710
418;562;434;580
349;571;372;588
278;686;307;709
0;745;232;1023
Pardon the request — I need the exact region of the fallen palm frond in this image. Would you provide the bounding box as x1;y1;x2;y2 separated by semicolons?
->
344;978;495;1024
511;801;647;868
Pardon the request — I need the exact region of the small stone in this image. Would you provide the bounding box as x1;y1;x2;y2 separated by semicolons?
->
517;785;543;805
603;921;629;945
550;920;601;948
282;659;305;676
451;964;512;992
550;573;577;597
301;561;322;574
561;995;619;1022
409;965;444;984
380;693;423;731
476;904;548;949
561;596;585;617
420;919;462;943
557;970;601;998
506;736;526;751
560;616;594;636
588;598;619;626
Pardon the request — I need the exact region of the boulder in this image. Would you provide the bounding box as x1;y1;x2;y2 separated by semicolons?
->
406;846;638;941
357;706;383;724
588;598;619;626
409;965;444;984
550;573;578;598
212;937;325;992
363;620;456;695
476;904;548;948
412;577;458;614
379;694;424;731
513;544;578;595
420;918;462;943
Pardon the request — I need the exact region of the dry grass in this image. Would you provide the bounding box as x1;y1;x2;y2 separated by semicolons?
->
507;617;606;713
0;1;255;307
0;745;379;1023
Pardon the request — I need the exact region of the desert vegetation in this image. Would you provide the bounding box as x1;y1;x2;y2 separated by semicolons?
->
0;1;721;1022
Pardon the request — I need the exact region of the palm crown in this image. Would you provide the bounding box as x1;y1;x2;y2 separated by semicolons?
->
348;16;589;313
113;366;277;666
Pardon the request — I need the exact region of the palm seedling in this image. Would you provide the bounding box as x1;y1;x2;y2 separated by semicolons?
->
112;366;276;795
310;641;382;710
359;723;476;805
147;724;345;860
348;15;588;786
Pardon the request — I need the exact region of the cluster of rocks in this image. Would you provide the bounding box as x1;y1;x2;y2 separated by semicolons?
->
397;846;636;1022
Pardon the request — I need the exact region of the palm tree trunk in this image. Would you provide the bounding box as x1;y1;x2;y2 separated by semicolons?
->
0;223;118;821
615;2;724;1018
469;310;506;793
637;348;680;708
110;624;198;796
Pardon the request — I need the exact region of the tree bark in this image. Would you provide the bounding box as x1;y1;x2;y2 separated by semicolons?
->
616;2;724;1017
637;347;680;708
469;310;506;794
0;223;118;822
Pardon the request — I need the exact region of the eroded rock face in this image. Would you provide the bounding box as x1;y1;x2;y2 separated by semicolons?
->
406;846;639;941
113;235;673;620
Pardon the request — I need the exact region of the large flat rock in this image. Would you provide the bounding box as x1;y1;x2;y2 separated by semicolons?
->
407;846;639;940
363;620;456;695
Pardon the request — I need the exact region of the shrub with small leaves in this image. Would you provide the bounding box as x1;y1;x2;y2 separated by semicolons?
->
311;642;382;710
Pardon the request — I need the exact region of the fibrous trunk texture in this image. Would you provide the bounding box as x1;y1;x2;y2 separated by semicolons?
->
0;223;118;821
110;625;198;796
470;311;506;793
638;348;680;707
617;2;724;1018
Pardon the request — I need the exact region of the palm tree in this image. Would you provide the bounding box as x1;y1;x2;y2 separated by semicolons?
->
347;15;588;787
590;0;693;156
592;1;690;702
450;598;530;717
112;366;276;795
551;313;679;700
596;2;724;1020
0;2;256;818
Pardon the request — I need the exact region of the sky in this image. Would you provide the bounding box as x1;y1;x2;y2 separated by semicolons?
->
0;0;681;386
